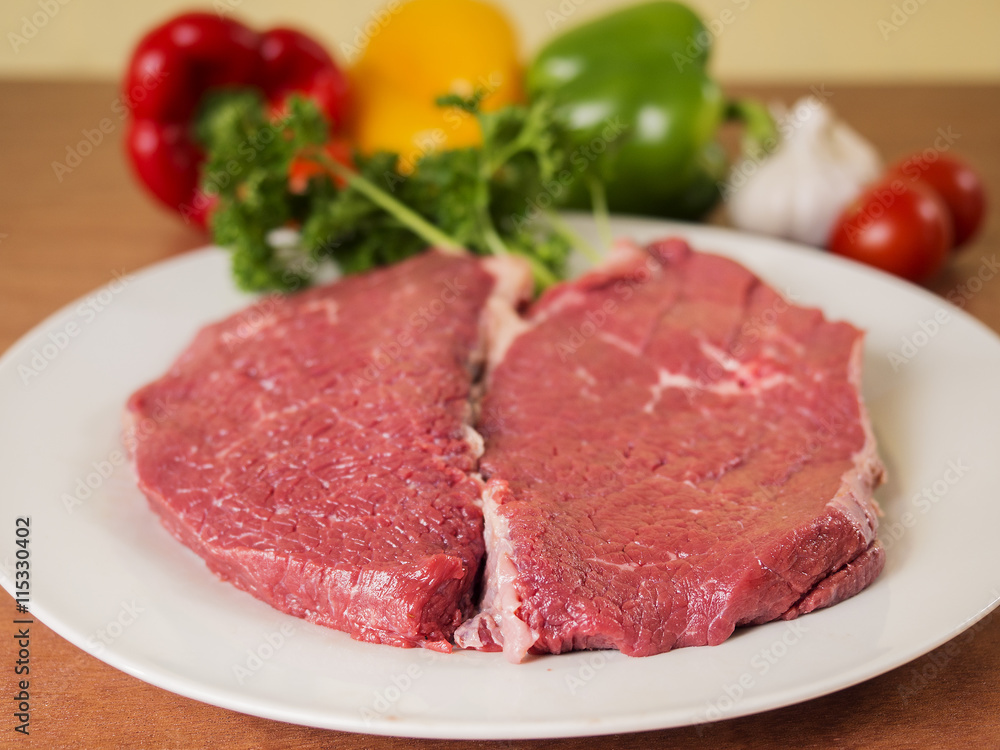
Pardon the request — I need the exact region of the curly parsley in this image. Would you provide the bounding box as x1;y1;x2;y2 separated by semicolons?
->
196;90;603;292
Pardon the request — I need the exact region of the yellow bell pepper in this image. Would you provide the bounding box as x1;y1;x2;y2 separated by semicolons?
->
348;0;522;166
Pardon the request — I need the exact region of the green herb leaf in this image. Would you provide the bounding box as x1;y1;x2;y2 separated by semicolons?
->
197;88;607;293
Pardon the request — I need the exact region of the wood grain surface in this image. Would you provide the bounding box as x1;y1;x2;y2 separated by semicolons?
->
0;81;998;750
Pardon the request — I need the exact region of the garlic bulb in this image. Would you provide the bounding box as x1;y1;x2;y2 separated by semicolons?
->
726;96;882;247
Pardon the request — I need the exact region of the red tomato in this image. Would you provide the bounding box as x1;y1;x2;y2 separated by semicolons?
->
828;180;952;283
885;153;986;249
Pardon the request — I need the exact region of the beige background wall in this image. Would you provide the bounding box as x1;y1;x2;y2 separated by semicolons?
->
2;0;998;82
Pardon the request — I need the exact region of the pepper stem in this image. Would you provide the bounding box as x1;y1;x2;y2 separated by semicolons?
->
726;98;778;162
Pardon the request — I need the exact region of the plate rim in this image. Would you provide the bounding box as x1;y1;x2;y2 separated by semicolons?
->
3;215;1000;739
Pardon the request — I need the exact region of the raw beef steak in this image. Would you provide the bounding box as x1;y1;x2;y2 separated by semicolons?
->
456;238;885;661
126;250;530;651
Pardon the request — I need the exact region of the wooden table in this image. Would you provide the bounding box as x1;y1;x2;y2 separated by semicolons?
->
1;81;998;749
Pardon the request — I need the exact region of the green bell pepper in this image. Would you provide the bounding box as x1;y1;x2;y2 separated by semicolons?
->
527;1;772;220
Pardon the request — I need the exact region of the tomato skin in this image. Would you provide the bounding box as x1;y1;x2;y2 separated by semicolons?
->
828;179;953;283
886;153;986;249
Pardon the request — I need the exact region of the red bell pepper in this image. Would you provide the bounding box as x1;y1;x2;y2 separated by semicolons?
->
122;12;350;227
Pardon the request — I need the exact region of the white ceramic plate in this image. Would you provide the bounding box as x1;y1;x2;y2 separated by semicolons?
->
2;216;999;739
